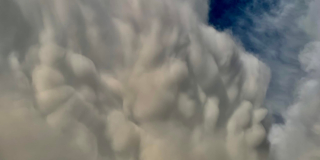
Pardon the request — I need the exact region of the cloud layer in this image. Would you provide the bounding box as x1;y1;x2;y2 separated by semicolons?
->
0;0;272;160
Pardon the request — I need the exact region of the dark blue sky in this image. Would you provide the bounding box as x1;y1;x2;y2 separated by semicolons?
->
208;0;280;54
207;0;308;118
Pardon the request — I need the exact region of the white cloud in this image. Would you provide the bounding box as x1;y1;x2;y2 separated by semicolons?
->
0;0;272;159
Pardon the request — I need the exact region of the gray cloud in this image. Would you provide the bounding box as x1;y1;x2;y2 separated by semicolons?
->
0;0;276;159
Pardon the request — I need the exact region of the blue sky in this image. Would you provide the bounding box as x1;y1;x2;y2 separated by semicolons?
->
208;0;280;53
207;0;309;118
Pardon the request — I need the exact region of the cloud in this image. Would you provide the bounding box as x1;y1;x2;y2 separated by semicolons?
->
268;1;320;159
0;0;271;159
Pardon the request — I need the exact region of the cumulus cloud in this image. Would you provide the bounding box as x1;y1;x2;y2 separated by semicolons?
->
0;0;272;160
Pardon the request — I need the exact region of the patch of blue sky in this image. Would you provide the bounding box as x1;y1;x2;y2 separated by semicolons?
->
207;0;310;117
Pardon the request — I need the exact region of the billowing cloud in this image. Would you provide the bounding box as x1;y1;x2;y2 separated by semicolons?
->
0;0;273;160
